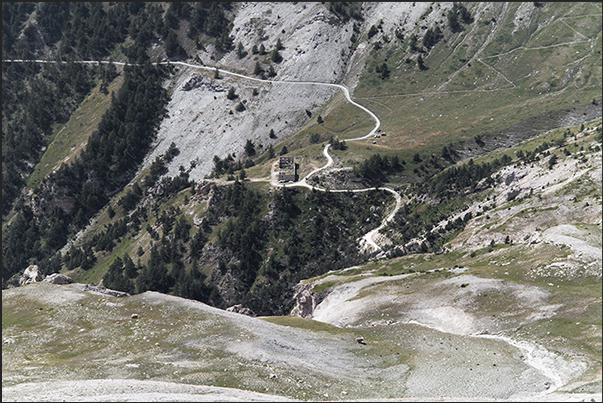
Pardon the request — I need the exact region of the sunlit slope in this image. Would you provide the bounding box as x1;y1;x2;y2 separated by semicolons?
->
295;120;602;399
26;74;125;190
3;280;594;402
324;2;601;159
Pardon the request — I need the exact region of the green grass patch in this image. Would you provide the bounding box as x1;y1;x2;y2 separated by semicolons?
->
335;2;602;181
561;13;602;39
26;75;125;190
293;93;377;142
312;280;337;294
261;316;345;334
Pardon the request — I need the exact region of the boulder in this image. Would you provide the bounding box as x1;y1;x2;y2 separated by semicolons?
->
226;304;256;317
19;265;43;286
355;337;366;345
506;187;522;201
43;273;74;285
77;284;130;298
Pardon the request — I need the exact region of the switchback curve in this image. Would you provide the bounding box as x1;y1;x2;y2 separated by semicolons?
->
3;58;400;253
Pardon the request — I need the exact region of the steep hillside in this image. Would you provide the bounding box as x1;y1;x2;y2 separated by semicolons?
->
140;2;416;180
3;119;600;402
3;2;600;281
289;120;602;401
2;3;602;401
142;2;601;183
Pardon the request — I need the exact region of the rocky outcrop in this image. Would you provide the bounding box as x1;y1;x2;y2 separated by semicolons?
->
226;304;256;317
74;284;130;298
43;273;74;285
290;283;318;319
181;74;227;92
19;265;43;286
192;181;214;205
30;182;76;217
506;187;523;201
290;282;333;319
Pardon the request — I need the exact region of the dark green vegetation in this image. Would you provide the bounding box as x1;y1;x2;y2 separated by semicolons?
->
291;1;601;254
2;5;601;402
2;62;169;284
2;60;97;215
2;2;601;320
2;3;232;285
3;3;196;283
92;177;389;315
2;3;399;316
3;0;394;313
2;3;140;215
2;2;233;216
326;2;364;23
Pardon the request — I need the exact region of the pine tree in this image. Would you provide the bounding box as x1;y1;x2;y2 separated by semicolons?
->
458;4;474;24
417;54;427;71
123;253;138;279
409;34;418;52
379;62;390;79
245;139;256;156
165;31;186;59
271;48;283;63
253;61;263;76
448;8;463;33
227;87;237;100
236;41;246;58
267;65;276;78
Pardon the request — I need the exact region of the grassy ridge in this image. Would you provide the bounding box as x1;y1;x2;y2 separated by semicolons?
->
304;2;602;164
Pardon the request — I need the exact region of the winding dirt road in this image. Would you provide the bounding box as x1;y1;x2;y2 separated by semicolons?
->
4;58;401;252
177;60;401;252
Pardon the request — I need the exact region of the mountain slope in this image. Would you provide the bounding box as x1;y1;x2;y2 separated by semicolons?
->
2;3;602;401
140;2;601;183
289;119;602;400
3;119;601;402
